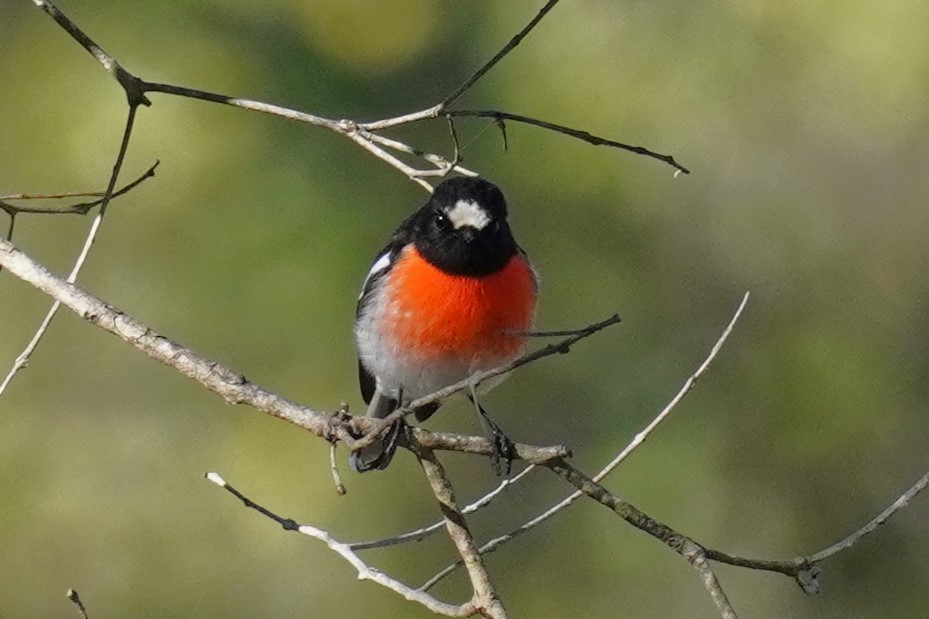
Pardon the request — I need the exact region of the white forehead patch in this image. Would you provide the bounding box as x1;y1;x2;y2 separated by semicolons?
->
446;199;491;230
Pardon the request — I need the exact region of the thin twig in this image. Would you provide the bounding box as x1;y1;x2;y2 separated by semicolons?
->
444;0;562;107
32;0;149;107
0;105;141;397
362;132;478;178
447;110;690;175
352;315;621;451
31;0;687;204
349;464;536;551
705;464;929;594
423;294;748;589
205;472;477;617
66;589;89;619
0;162;158;216
546;458;738;619
807;468;929;563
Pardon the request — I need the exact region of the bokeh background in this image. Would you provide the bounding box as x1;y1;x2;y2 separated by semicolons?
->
2;1;929;617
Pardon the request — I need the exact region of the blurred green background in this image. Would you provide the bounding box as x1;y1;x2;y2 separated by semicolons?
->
2;1;929;617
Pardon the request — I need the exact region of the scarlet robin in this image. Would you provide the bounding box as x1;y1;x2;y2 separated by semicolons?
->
351;176;538;472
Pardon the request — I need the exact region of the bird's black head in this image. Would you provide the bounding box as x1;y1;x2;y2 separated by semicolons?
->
411;177;518;277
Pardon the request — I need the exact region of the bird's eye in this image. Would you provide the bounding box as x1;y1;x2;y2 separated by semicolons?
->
434;212;450;231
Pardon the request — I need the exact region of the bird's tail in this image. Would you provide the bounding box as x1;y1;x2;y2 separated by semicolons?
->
349;389;398;472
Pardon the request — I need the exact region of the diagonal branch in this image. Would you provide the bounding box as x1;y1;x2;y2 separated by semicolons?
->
447;110;690;175
349;465;536;551
350;315;621;451
441;0;562;107
423;293;748;588
545;458;738;619
0;104;142;397
205;472;479;617
704;464;929;593
416;448;508;618
0;236;568;465
31;0;685;183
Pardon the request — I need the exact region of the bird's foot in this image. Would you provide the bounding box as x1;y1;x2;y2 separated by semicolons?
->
470;397;516;476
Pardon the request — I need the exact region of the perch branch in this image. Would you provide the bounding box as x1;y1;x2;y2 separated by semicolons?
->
351;315;621;452
0;237;570;464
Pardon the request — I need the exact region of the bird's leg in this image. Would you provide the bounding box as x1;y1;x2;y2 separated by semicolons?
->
378;415;408;466
378;385;410;463
468;388;516;476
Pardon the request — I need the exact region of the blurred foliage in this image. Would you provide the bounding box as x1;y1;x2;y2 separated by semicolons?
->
2;0;929;617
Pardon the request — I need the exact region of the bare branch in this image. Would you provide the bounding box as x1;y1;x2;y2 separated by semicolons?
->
0;236;570;465
0;162;158;216
0;105;141;397
607;292;749;465
416;448;508;618
205;472;478;617
546;458;738;619
423;294;748;588
705;464;929;593
350;465;536;551
352;315;621;451
447;110;690;175
32;0;149;106
441;0;563;107
31;0;685;188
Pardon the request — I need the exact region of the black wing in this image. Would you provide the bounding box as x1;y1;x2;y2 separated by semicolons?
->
355;208;423;404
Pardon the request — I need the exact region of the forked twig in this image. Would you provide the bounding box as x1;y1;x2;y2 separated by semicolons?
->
0;162;158;217
441;0;563;107
705;464;929;593
0;106;143;397
546;458;738;619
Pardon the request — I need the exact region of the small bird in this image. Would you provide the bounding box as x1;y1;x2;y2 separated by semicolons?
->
351;176;538;472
